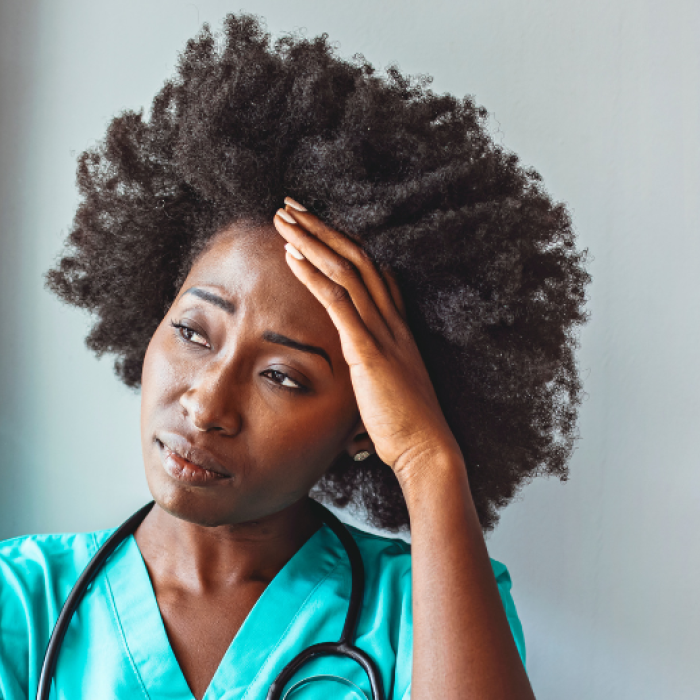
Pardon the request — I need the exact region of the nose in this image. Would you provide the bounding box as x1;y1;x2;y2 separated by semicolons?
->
179;360;242;435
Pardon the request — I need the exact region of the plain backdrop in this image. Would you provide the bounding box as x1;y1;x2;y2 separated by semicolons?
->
1;1;698;698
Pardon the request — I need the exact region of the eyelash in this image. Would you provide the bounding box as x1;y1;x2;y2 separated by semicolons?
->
260;369;309;394
170;320;210;348
170;321;309;394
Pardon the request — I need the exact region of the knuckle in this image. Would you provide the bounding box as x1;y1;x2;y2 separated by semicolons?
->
327;257;356;283
327;284;351;306
354;248;373;266
363;339;384;360
391;318;412;342
349;336;383;363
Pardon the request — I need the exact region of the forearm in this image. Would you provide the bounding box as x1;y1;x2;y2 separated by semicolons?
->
276;200;535;697
400;451;535;700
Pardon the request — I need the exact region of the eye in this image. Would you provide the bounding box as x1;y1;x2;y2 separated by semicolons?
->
261;369;308;394
170;321;210;348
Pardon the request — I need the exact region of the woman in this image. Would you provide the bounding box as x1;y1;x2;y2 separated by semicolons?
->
0;14;589;700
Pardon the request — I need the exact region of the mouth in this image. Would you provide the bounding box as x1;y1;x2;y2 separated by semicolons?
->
156;434;232;485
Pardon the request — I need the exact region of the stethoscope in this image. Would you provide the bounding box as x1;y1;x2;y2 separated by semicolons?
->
36;500;385;700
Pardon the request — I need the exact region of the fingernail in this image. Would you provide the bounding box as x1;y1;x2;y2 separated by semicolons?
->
284;197;307;212
277;209;297;224
285;243;305;260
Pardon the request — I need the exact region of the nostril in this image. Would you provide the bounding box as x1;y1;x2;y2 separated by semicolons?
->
180;385;242;436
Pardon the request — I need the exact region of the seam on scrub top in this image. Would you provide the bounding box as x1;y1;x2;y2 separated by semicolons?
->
347;526;411;551
240;557;346;700
100;534;153;700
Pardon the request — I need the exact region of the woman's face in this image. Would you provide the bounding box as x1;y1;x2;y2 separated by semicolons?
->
140;223;361;527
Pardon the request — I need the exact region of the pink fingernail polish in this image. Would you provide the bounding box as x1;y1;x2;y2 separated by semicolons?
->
277;209;297;224
285;243;305;260
284;197;307;212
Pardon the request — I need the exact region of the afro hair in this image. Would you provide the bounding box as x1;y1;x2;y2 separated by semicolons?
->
46;13;590;531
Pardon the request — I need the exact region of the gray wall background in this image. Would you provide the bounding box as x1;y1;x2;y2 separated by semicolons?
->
1;1;698;698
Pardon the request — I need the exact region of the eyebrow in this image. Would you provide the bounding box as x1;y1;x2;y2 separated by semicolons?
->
182;287;333;371
261;332;333;372
184;287;236;314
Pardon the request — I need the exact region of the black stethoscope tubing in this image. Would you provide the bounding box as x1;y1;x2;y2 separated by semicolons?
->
36;500;385;700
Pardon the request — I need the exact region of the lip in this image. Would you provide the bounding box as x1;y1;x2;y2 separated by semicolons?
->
156;432;233;485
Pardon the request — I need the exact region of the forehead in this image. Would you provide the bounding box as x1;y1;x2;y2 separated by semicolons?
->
182;224;337;342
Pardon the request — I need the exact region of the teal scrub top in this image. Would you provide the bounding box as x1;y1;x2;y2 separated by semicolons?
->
0;520;525;700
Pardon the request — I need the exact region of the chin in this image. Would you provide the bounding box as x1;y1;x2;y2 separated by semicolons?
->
145;469;236;527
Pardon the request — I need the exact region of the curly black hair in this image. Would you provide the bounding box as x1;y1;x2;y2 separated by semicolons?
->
46;13;589;531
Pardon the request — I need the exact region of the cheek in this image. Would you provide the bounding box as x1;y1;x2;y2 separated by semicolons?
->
140;324;185;426
251;395;358;477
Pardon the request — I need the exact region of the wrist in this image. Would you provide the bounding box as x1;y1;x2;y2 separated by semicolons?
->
394;443;470;507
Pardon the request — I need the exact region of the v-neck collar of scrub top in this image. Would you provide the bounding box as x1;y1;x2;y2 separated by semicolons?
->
100;522;347;700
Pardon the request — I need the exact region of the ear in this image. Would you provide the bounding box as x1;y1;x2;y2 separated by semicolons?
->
345;419;375;461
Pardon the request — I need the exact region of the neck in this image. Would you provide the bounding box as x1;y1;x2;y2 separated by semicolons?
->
134;497;322;592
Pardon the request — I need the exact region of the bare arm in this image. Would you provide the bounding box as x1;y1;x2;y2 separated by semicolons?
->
274;201;535;700
399;447;533;699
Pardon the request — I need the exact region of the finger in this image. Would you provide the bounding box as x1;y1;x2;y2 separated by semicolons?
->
283;198;403;329
380;265;408;322
274;210;393;343
283;248;381;364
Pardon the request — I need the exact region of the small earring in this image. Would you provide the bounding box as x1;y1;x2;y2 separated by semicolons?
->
353;450;371;462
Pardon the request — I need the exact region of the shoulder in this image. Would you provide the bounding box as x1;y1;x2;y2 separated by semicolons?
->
345;525;526;667
0;530;114;697
0;529;113;576
347;526;412;567
346;526;412;598
0;529;115;610
346;524;515;595
0;530;98;558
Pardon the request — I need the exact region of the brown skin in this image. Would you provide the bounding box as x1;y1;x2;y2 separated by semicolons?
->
137;224;370;698
135;206;535;699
